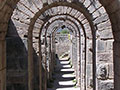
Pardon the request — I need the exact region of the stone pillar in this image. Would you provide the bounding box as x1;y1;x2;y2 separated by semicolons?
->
39;40;42;90
44;38;47;90
48;36;52;80
81;35;85;90
0;40;6;90
28;32;34;90
76;36;81;86
51;35;55;73
113;41;120;90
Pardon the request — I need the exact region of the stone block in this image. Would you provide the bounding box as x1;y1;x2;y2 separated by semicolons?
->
98;29;113;39
94;13;108;24
89;78;93;88
97;20;111;31
106;40;113;51
94;0;101;8
92;11;100;18
98;80;114;90
97;53;113;63
17;2;34;17
86;64;92;87
98;7;106;14
84;0;91;8
87;52;92;64
108;63;114;79
97;64;109;80
88;5;95;13
97;40;106;51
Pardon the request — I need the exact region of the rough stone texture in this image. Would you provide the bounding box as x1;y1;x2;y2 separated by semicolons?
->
108;63;114;79
97;64;108;80
0;0;117;90
97;53;113;63
98;80;114;90
6;37;28;70
6;20;28;90
98;29;113;39
86;64;92;87
56;34;71;57
6;19;40;90
70;37;78;73
97;40;106;51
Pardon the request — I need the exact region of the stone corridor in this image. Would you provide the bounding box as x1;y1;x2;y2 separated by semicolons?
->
0;0;120;90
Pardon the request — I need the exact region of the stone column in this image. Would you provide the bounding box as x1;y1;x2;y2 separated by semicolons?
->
113;41;120;90
44;37;47;90
39;39;42;90
0;40;6;90
0;2;7;89
48;36;52;80
53;36;56;70
51;35;55;73
76;36;81;86
28;32;34;90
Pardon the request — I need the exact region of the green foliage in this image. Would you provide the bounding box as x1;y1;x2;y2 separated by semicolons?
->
69;59;73;68
72;79;77;83
60;29;69;34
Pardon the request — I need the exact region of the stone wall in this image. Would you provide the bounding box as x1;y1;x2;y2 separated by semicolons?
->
95;14;114;90
6;20;40;90
6;20;28;90
0;0;116;90
55;34;71;57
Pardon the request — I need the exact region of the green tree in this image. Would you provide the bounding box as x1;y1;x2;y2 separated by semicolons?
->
60;29;69;34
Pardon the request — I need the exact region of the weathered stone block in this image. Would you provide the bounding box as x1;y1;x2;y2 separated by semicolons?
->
86;64;92;87
92;11;100;18
94;13;108;24
106;40;113;51
97;20;111;31
99;29;113;39
89;78;93;88
108;63;114;79
98;80;114;90
84;0;91;8
97;64;108;80
97;53;113;62
87;52;92;64
97;40;106;51
88;5;95;13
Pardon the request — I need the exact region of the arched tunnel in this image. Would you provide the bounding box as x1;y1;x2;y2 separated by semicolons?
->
0;0;120;90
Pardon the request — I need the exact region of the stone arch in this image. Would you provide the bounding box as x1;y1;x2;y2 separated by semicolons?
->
27;2;95;90
0;0;118;90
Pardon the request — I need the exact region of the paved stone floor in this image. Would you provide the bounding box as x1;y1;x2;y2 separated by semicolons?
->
47;57;80;90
